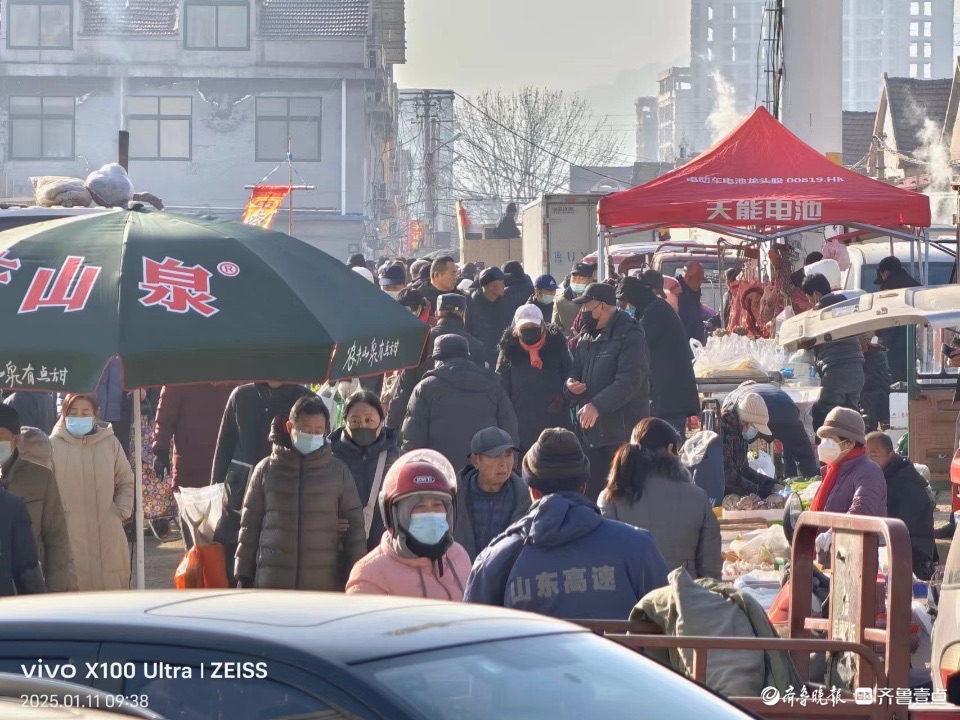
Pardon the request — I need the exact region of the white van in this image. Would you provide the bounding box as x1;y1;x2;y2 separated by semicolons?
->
843;241;954;292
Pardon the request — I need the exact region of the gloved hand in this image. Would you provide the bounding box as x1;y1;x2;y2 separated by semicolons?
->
815;530;833;553
153;450;170;479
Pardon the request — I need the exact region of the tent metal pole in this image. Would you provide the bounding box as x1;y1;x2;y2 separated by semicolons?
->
924;227;930;285
910;231;916;281
846;222;924;244
134;391;145;591
598;224;607;282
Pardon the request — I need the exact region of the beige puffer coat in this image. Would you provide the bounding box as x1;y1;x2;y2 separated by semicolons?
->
1;453;78;592
235;441;366;590
50;421;134;591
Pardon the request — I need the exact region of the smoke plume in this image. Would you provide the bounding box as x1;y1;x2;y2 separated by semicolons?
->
706;72;744;145
914;117;953;225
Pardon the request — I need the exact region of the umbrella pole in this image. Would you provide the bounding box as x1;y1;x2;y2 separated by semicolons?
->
133;391;145;590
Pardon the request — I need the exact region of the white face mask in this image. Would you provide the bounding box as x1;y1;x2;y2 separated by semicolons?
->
385;290;400;300
817;438;843;464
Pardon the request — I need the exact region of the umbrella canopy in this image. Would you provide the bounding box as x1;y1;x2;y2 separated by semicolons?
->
0;206;428;392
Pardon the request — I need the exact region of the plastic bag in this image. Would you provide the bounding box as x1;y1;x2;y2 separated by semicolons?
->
85;163;134;207
174;544;228;589
729;525;789;565
748;450;776;479
693;334;781;377
175;484;225;547
30;176;91;207
821;240;851;272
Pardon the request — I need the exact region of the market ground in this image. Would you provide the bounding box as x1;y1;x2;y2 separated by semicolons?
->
142;493;960;590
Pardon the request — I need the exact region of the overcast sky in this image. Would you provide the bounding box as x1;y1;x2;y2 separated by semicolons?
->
395;0;691;161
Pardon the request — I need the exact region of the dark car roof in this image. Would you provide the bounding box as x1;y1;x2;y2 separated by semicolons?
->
0;591;580;664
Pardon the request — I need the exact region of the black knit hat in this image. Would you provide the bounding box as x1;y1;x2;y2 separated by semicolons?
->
522;428;591;494
432;334;470;361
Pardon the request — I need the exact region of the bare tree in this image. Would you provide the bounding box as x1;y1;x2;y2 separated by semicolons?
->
453;88;625;205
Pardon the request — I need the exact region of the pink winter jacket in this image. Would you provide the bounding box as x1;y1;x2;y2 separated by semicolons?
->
346;532;472;601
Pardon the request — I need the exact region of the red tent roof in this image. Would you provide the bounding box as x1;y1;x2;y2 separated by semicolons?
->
598;107;931;230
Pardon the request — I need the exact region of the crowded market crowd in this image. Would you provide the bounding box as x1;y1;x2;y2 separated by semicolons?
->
0;252;940;625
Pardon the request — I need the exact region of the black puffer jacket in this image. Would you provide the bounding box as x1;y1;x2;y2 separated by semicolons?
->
401;357;520;468
883;455;936;579
329;426;400;551
624;282;699;418
0;485;46;597
235;430;366;590
503;272;534;313
566;311;651;449
814;338;864;374
470;290;516;370
385;316;486;431
496;326;573;454
211;383;316;484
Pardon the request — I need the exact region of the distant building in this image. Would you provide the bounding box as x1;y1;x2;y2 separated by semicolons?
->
869;75;953;180
844;0;953;112
397;89;456;249
657;67;700;163
0;0;406;261
569;166;635;194
689;0;766;139
635;97;659;162
842;110;875;171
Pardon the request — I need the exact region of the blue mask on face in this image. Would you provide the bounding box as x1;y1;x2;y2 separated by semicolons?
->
66;417;95;436
292;429;325;455
743;427;759;441
407;512;449;546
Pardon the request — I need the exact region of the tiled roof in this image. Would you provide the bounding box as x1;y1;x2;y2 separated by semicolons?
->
883;77;953;156
569;166;635;193
80;0;179;36
259;0;370;37
842;111;875;168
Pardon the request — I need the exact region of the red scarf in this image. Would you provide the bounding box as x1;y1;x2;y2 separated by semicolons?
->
519;331;547;370
810;446;865;512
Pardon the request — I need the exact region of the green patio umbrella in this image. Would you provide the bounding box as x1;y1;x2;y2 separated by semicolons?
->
0;206;428;391
0;206;429;588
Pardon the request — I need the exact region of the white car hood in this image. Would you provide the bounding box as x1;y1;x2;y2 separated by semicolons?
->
779;286;960;351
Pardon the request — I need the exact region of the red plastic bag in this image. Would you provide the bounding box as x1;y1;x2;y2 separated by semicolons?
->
174;544;229;589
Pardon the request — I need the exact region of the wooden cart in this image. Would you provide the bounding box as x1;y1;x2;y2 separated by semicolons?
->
577;513;956;720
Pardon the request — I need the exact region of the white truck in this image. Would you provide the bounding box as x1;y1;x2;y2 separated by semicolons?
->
520;194;655;280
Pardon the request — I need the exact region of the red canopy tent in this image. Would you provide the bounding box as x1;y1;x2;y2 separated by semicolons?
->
598;107;931;234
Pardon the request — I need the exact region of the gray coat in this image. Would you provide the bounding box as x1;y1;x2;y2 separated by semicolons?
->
599;454;722;580
401;357;520;469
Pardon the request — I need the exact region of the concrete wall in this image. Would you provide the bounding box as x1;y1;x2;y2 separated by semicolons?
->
0;76;371;213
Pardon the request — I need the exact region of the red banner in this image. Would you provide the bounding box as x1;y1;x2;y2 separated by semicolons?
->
241;185;291;229
409;220;425;252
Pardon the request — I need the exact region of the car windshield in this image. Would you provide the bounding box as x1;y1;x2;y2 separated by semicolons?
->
357;632;751;720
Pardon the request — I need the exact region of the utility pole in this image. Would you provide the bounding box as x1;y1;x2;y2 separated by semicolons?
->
422;90;437;250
